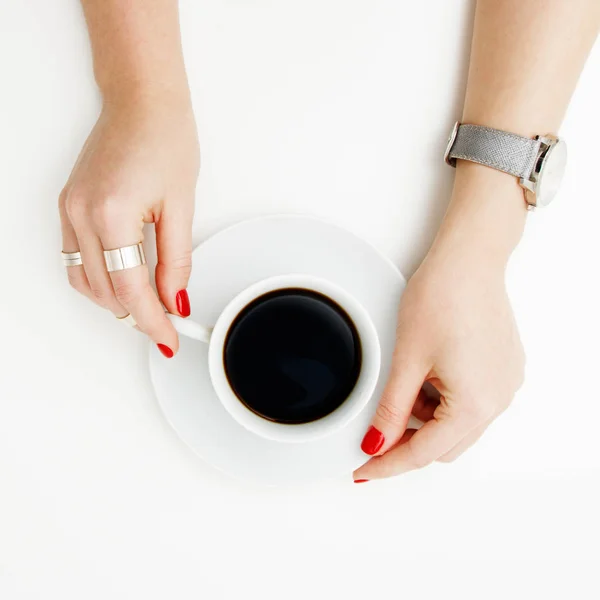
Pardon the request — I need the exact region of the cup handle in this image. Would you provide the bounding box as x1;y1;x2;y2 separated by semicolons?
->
167;313;212;344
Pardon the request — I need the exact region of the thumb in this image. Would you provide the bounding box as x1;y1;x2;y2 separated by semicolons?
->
155;206;194;318
360;346;429;456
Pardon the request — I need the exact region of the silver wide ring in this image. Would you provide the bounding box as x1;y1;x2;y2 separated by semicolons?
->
117;313;137;328
104;242;146;273
62;251;83;268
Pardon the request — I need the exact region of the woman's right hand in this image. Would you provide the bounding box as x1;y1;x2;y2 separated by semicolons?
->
59;90;200;358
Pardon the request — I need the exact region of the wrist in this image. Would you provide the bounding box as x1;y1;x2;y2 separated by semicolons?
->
429;160;527;270
98;75;194;122
99;75;191;107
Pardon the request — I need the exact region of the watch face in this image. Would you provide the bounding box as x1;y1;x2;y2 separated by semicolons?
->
536;140;567;208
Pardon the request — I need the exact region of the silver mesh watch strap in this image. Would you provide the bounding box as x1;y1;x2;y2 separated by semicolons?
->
446;123;541;179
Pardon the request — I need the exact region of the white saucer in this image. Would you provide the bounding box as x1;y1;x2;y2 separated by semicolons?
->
149;215;406;485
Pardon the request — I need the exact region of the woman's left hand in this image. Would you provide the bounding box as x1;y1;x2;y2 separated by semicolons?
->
354;166;527;481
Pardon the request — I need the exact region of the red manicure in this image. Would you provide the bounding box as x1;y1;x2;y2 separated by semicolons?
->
176;289;191;317
157;344;174;359
361;426;385;455
354;479;369;484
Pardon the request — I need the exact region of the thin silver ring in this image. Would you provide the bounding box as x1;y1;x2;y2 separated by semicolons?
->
104;242;146;273
117;313;137;328
62;251;83;268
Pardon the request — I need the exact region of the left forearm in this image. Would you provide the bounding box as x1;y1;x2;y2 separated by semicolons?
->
462;0;599;136
432;0;599;267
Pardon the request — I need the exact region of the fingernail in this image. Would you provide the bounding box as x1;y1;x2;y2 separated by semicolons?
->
354;479;369;484
361;426;385;455
157;344;174;359
176;289;191;317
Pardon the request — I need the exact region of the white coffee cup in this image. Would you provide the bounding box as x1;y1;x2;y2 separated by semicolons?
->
167;274;380;443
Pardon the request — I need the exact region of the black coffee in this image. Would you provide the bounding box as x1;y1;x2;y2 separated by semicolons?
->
223;288;362;424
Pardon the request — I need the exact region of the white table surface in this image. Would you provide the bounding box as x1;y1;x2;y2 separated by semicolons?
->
1;1;599;598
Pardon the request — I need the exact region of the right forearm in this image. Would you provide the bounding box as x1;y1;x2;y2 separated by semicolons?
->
80;0;189;102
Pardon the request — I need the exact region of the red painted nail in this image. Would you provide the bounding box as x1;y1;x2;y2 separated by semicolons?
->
176;289;191;317
361;426;385;455
354;479;369;484
157;344;174;359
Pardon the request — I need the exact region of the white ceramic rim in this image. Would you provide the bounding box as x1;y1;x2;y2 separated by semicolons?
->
207;274;381;443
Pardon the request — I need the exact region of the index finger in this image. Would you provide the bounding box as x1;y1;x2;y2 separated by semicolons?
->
95;205;179;356
108;263;179;355
353;408;479;480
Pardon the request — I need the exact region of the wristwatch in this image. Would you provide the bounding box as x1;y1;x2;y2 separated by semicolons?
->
444;122;568;210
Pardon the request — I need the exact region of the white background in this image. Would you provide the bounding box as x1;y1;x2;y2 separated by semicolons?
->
1;1;599;598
